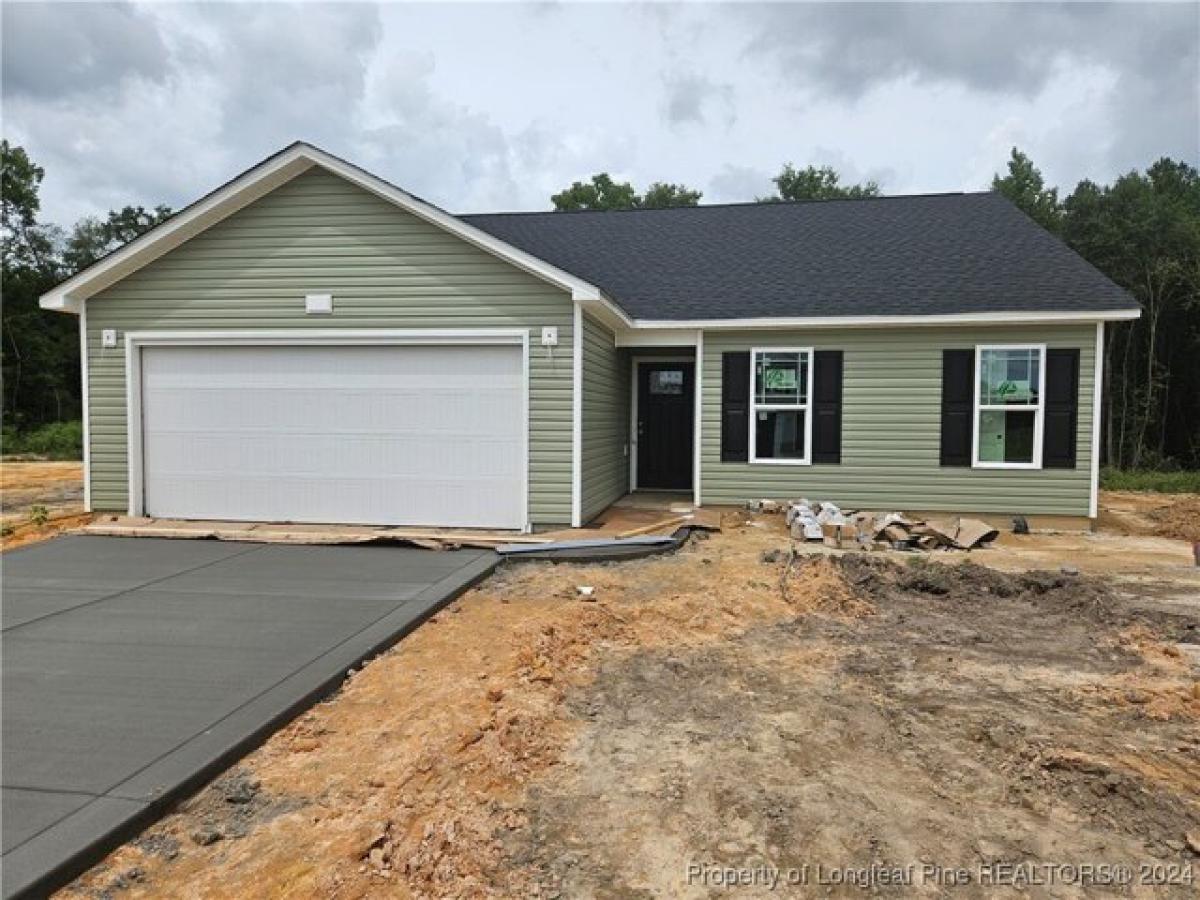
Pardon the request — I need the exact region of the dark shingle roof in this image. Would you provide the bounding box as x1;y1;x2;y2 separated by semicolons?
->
462;192;1136;321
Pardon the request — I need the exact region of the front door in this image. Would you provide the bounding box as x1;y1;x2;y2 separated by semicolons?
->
636;361;694;490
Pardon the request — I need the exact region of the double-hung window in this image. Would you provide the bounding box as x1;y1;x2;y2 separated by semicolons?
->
973;344;1045;468
750;348;812;464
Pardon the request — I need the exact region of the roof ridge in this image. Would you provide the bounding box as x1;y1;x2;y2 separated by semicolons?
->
460;190;993;218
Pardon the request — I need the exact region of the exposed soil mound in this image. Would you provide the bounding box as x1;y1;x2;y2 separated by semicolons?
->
1149;495;1200;542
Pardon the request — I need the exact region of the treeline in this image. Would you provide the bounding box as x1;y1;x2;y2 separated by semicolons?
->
991;151;1199;470
2;142;1197;469
1;141;170;431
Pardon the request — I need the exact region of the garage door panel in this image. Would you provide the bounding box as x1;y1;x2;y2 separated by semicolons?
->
144;386;522;435
140;344;525;528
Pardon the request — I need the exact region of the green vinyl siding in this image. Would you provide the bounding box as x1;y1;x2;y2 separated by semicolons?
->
580;312;629;521
83;167;574;524
701;324;1096;516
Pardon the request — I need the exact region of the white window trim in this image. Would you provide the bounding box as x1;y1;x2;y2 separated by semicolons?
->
971;343;1047;470
123;328;532;531
749;347;813;466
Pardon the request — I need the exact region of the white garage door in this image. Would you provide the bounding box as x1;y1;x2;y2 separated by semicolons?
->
139;343;525;528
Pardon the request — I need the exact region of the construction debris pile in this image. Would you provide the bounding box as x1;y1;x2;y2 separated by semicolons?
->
748;499;999;552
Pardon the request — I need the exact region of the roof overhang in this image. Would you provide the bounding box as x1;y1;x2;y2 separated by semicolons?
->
626;308;1141;330
40;142;623;319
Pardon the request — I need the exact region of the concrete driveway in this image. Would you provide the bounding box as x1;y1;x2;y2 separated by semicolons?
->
1;536;496;899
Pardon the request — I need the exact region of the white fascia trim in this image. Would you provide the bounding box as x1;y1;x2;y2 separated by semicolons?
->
41;142;612;316
1089;322;1104;519
627;309;1141;330
311;148;615;312
571;302;583;528
42;149;317;314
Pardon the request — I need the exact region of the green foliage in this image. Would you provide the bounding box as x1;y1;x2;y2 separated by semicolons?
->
2;420;84;459
28;505;49;527
551;173;701;211
1;141;169;433
761;164;881;202
63;204;173;271
1058;156;1200;469
1100;468;1200;493
992;148;1061;232
640;182;703;209
2;140;78;429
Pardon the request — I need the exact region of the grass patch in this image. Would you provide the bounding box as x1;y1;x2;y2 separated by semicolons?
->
2;420;83;460
1100;468;1200;493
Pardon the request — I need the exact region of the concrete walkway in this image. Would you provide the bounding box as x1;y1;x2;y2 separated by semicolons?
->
1;536;496;899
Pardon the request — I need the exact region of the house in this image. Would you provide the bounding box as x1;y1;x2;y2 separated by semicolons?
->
41;142;1139;531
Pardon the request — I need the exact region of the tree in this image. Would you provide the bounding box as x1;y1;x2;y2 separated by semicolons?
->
1;141;76;430
0;143;171;433
761;164;881;202
551;174;639;211
550;174;701;210
1059;158;1200;469
639;181;702;209
992;148;1061;232
63;204;172;271
1;140;56;273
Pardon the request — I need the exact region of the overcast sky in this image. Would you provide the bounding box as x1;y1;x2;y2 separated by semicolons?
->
3;1;1197;228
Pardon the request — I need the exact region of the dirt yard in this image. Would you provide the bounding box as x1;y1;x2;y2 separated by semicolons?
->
1099;490;1200;544
60;506;1200;899
0;460;88;549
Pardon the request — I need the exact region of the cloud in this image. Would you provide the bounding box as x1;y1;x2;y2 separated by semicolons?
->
740;3;1192;99
708;164;773;203
661;71;736;128
1;1;169;100
737;2;1198;183
1;2;1194;228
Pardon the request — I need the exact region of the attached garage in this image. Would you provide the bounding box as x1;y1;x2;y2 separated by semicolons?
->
128;333;528;529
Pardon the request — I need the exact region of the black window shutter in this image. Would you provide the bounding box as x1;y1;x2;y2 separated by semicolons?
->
1043;348;1080;469
812;350;843;464
720;352;750;462
940;349;974;466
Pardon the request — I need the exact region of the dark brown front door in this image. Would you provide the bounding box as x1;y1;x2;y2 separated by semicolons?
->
636;361;694;490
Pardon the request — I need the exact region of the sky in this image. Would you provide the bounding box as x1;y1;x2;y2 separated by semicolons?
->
2;1;1197;229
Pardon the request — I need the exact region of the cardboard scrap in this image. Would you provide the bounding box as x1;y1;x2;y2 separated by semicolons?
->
763;499;1000;553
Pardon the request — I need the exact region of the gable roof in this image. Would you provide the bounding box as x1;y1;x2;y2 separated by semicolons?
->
463;193;1139;323
43;141;1137;327
40;142;613;317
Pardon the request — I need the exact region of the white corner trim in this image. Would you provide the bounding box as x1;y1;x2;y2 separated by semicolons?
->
79;304;91;511
122;327;530;519
571;302;583;528
41;141;612;316
1089;322;1104;519
970;343;1047;470
693;330;703;506
520;329;532;532
748;347;814;466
